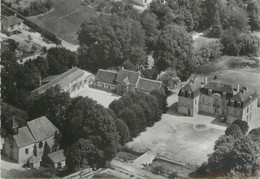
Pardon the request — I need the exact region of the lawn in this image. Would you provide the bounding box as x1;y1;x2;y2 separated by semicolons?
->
126;117;224;168
28;0;98;45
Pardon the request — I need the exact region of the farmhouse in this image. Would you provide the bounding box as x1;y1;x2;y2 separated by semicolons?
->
95;68;164;94
178;79;258;124
31;67;94;95
3;116;61;168
2;15;24;36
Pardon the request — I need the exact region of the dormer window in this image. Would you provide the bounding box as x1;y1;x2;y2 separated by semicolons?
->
181;90;185;96
208;89;212;95
222;92;226;99
230;100;234;106
188;92;191;97
237;102;241;107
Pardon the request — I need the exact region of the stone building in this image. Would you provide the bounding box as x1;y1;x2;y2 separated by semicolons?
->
178;79;258;124
3;116;60;168
31;67;94;96
95;68;164;94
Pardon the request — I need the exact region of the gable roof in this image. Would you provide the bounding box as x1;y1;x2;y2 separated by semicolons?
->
47;149;66;164
27;116;58;142
41;75;59;84
95;69;118;84
13;126;36;148
181;83;200;93
2;16;23;27
32;67;92;94
178;83;200;98
201;82;234;94
136;77;162;92
230;89;257;108
115;69;140;85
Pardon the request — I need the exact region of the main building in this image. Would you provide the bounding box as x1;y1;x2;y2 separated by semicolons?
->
178;78;258;124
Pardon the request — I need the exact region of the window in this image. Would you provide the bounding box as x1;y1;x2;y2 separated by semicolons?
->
222;92;226;99
230;100;234;106
39;141;43;149
144;0;147;3
237;102;241;107
208;89;212;95
195;99;197;105
181;90;185;96
247;107;249;113
188;92;191;97
25;148;29;154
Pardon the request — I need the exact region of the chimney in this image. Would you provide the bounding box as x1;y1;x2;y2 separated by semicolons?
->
122;67;124;70
204;77;208;85
39;76;42;86
14;14;17;17
249;96;252;102
236;84;240;92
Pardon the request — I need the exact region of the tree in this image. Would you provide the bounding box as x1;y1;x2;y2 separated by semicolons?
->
232;120;249;134
115;118;131;146
1;102;28;137
78;14;145;72
150;90;168;113
118;108;139;138
249;127;260;136
47;47;78;75
26;86;71;131
65;97;119;167
247;0;260;31
140;12;160;51
121;60;136;71
156;68;180;90
66;138;92;171
225;124;244;139
211;5;222;37
153;24;194;81
229;136;260;175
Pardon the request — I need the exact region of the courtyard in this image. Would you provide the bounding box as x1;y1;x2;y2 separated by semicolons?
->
71;86;121;108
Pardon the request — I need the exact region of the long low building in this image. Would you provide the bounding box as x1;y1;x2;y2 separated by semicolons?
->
95;68;164;95
31;67;94;95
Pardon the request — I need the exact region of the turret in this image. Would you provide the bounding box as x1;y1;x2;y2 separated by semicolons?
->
12;118;19;135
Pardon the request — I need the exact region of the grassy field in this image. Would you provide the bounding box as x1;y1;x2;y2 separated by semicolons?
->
28;0;98;45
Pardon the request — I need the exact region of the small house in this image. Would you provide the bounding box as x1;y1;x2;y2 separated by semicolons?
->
2;15;24;36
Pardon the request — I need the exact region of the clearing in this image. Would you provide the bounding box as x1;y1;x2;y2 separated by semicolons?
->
71;86;120;108
28;0;98;45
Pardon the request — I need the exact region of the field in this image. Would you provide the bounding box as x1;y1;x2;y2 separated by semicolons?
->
28;0;98;45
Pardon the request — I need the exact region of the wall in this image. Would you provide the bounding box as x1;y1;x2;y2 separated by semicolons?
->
18;143;35;164
178;95;199;116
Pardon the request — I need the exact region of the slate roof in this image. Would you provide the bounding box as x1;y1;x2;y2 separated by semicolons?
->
136;77;163;92
47;149;66;164
32;67;92;94
2;16;23;27
95;69;118;84
178;83;200;98
115;69;140;85
229;90;257;108
41;75;59;84
201;82;234;94
27;116;58;142
13;126;36;148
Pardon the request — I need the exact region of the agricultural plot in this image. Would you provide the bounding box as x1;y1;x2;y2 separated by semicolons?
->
28;0;98;45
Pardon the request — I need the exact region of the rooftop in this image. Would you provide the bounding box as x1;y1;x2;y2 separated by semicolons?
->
95;69;118;84
27;116;59;142
32;67;92;94
136;77;163;92
2;15;23;27
115;69;140;85
202;82;234;94
13;126;36;148
47;149;66;164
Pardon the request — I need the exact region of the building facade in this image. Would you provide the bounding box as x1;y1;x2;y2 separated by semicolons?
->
178;80;258;124
3;116;61;168
31;67;94;96
95;68;164;95
2;15;24;36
